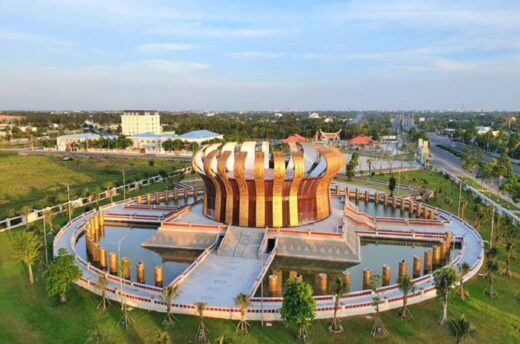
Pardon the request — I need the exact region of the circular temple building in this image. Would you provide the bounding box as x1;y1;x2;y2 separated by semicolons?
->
192;141;344;228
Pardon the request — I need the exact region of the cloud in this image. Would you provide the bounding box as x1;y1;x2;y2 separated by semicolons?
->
229;51;286;59
151;22;294;39
136;43;202;53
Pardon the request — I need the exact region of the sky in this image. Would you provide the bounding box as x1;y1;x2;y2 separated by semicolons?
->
1;0;520;111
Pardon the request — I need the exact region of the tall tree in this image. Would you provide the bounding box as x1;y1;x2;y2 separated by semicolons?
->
388;175;397;197
43;208;55;233
44;248;82;303
370;275;388;337
345;152;360;181
448;314;475;344
12;230;42;285
234;292;251;334
162;284;180;327
280;279;316;341
329;277;347;333
503;225;518;278
433;266;459;324
484;248;499;299
397;275;416;320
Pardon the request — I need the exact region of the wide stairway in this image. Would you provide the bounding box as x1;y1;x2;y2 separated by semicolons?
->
218;227;264;259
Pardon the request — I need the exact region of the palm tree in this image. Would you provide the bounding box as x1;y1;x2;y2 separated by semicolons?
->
43;208;55;233
86;327;109;344
458;262;471;300
397;275;416;320
484;259;499;299
195;301;209;341
503;226;517;278
433;266;459;325
154;330;172;344
96;274;109;312
12;230;42;284
329;276;347;333
234;292;251;334
162;284;180;327
448;314;475;344
460;200;468;220
370;275;388;337
21;205;32;230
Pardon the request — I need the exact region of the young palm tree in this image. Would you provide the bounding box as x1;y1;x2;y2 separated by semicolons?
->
503;226;517;278
86;327;109;344
370;275;388;337
433;266;459;325
154;330;172;344
43;208;55;233
21;205;32;230
458;262;471;300
484;259;499;299
195;301;209;341
448;314;475;344
96;274;109;312
460;200;468;220
329;276;347;333
162;284;180;327
234;292;251;334
12;230;42;285
397;275;416;320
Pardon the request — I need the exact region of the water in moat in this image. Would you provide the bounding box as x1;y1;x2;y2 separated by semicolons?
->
257;238;460;296
350;198;427;218
76;225;201;285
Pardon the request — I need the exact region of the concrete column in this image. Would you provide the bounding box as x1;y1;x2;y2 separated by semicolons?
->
109;252;118;275
363;269;371;290
155;192;160;204
382;265;391;286
184;187;189;199
416;203;421;217
433;245;442;266
174;187;179;201
374;192;379;204
99;212;104;227
122;257;131;279
409;199;414;214
164;190;169;203
342;271;351;293
318;273;327;294
392;196;397;209
364;190;369;203
355;188;360;201
269;275;279;296
413;256;421;278
346;187;350;198
398;260;408;281
137;195;142;204
99;247;107;270
154;266;163;287
400;198;405;211
335;185;339;195
384;194;389;207
423;206;428;219
424;251;432;274
136;262;145;284
429;209;435;220
146;193;151;205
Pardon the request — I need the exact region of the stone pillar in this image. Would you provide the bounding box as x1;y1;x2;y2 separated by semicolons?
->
146;193;151;205
398;260;408;281
413;256;421;278
109;252;118;275
363;269;371;290
346;187;350;198
416;203;421;217
342;271;351;293
99;212;104;227
174;187;179;201
269;275;279;297
99;247;107;270
424;251;432;274
392;196;397;209
400;198;405;211
409;199;414;214
164;190;169;203
184;187;189;199
423;206;428;219
374;192;379;204
384;194;389;207
318;273;327;294
122;257;131;279
433;245;442;267
136;262;145;284
382;265;391;286
155;192;160;204
429;209;435;220
92;242;100;263
335;185;339;195
137;195;142;204
364;190;369;203
295;274;303;283
355;188;360;201
154;266;163;287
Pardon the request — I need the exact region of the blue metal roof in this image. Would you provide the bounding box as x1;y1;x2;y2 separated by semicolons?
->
178;130;220;139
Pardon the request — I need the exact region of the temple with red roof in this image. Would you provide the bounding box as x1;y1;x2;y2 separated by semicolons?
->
283;133;308;143
346;134;376;146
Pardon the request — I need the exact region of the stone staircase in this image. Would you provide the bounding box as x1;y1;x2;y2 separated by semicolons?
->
218;227;264;259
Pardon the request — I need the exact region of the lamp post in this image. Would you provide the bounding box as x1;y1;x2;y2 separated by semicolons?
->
457;180;463;218
42;208;49;265
489;205;496;248
60;182;71;222
111;233;128;310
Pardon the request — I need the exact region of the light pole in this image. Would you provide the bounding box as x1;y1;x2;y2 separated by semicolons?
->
42;208;49;265
457;181;463;217
111;233;128;310
61;182;71;221
489;205;496;248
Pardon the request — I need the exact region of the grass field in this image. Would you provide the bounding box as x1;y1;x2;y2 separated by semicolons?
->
0;168;519;343
0;154;188;217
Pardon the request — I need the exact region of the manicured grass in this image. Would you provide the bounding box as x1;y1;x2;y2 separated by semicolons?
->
0;168;519;343
0;155;188;217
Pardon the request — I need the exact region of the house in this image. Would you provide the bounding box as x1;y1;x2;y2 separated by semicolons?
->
283;133;308;144
346;135;375;147
308;112;320;119
56;133;102;151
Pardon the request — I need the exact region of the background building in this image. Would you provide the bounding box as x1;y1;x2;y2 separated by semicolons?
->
121;110;161;135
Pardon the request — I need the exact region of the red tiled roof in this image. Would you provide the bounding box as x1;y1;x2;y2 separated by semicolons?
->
347;135;374;145
283;133;308;143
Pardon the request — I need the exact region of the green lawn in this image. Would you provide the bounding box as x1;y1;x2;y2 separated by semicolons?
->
0;168;519;343
0;154;188;217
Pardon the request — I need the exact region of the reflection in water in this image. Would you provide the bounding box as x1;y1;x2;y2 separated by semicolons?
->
76;225;199;285
258;239;459;296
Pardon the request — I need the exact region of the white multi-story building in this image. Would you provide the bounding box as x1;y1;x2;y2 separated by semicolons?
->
121;110;161;135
